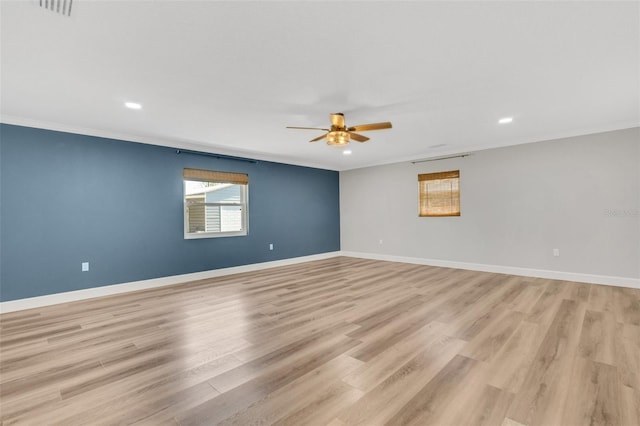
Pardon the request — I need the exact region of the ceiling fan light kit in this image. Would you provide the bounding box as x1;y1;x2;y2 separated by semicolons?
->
287;112;392;147
327;131;350;146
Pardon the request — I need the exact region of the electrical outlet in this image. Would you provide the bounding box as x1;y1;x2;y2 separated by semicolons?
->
269;243;273;251
82;262;89;272
553;249;560;257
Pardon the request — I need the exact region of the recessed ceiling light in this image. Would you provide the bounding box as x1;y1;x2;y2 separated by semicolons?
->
498;117;513;124
125;102;142;110
343;150;352;155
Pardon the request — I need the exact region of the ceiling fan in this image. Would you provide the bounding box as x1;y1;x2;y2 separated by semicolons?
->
287;113;392;146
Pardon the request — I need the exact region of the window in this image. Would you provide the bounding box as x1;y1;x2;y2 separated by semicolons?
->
418;170;460;217
184;168;248;238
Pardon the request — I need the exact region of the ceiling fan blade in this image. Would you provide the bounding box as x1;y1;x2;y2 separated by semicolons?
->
330;113;345;129
348;132;370;143
287;126;330;131
347;122;392;132
309;133;328;143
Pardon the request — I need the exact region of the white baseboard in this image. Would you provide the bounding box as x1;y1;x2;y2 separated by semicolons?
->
3;250;638;314
341;251;640;289
0;252;341;314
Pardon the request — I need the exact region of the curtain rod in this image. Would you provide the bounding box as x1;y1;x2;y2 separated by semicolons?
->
411;153;472;164
175;149;257;164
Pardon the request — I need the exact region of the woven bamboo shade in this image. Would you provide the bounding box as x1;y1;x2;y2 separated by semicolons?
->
418;170;460;217
183;168;248;185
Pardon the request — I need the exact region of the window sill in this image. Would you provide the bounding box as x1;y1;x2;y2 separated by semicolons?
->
184;230;247;239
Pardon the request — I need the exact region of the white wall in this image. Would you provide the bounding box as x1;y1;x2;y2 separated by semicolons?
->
340;127;640;281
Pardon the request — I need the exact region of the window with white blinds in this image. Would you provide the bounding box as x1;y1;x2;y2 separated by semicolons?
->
418;170;460;217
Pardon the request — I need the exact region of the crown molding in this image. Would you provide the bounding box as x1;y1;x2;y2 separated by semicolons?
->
0;115;337;171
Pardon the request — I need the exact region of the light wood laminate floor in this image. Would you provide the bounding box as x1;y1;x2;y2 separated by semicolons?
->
1;257;639;425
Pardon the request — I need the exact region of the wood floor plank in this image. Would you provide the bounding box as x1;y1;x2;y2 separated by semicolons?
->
448;384;515;426
342;321;449;392
620;384;640;426
615;322;640;391
347;303;442;362
613;287;640;325
0;388;61;423
176;336;360;425
215;355;362;426
58;381;218;426
209;323;357;393
506;298;586;426
526;289;564;326
460;309;525;362
578;309;617;366
48;354;239;425
565;281;592;303
1;257;638;426
485;320;548;394
384;355;480;426
271;381;363;426
444;276;526;341
501;418;527;426
560;357;621;426
588;284;617;314
337;336;466;425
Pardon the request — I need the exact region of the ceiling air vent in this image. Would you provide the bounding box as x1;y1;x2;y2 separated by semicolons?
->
37;0;73;17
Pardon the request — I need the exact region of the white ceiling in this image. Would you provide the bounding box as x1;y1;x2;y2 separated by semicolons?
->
1;1;638;171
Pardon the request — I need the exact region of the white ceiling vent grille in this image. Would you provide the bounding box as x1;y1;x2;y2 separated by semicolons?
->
37;0;73;17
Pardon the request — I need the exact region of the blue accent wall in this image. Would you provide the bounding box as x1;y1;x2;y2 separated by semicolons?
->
0;124;340;301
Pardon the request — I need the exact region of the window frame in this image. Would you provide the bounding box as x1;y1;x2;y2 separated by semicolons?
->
418;170;460;217
183;170;249;239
